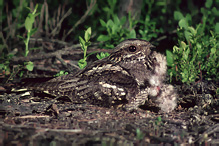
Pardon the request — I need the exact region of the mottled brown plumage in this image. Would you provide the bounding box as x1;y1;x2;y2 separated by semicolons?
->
26;39;177;112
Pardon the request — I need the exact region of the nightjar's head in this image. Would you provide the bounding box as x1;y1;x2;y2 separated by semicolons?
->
109;39;155;65
108;39;156;85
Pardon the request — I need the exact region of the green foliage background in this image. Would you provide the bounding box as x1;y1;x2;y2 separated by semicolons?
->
0;0;218;84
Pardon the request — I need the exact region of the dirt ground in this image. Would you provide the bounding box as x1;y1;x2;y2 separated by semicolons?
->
0;48;218;145
0;79;218;145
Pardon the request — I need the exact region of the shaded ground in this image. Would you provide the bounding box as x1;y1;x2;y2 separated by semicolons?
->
0;45;218;145
0;79;218;145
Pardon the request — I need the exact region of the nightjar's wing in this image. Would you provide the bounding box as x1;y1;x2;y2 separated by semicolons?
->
25;59;141;108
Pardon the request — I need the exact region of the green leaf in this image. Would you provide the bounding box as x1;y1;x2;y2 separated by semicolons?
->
96;54;100;60
105;44;114;49
173;45;179;53
136;128;144;140
185;14;192;23
25;16;33;32
17;35;24;40
60;70;65;75
96;52;110;60
215;23;219;34
191;53;197;63
205;0;213;8
188;26;196;35
212;7;219;16
102;7;109;12
196;43;202;50
54;70;69;77
0;0;3;7
210;47;216;54
200;7;208;16
97;35;110;41
179;18;188;29
183;48;190;60
181;69;188;83
58;71;64;76
79;36;85;50
78;59;87;69
100;19;106;27
113;15;120;26
105;52;110;57
120;16;126;25
7;53;14;59
26;7;32;12
112;0;117;5
107;19;114;28
184;30;191;41
19;71;24;77
174;11;184;20
0;64;4;70
111;24;118;34
26;61;34;71
129;29;136;38
100;52;104;58
33;12;40;18
32;4;38;14
180;41;187;49
30;28;38;36
157;116;162;122
85;27;91;42
166;50;174;66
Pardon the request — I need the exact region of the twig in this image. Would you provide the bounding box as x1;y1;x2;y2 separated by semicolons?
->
51;8;72;37
56;55;71;71
45;1;49;36
63;0;96;40
35;2;45;37
195;124;219;143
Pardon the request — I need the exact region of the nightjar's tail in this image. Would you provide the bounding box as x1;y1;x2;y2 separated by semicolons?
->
19;73;85;98
19;74;71;93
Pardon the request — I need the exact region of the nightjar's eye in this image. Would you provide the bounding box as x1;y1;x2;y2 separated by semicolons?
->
128;46;137;52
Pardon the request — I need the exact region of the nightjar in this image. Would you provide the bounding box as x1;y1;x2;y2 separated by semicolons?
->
25;39;177;112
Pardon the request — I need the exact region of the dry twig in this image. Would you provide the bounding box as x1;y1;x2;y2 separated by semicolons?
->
63;0;97;40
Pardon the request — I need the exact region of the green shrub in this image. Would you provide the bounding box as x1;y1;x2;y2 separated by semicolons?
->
78;27;92;69
97;15;136;49
0;4;39;80
166;0;219;84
